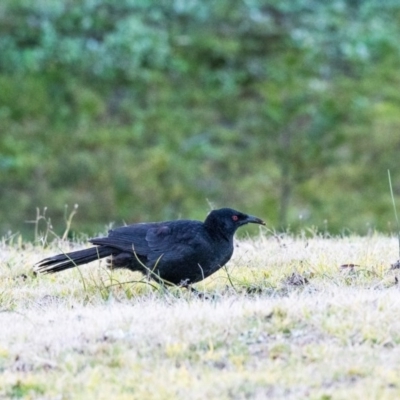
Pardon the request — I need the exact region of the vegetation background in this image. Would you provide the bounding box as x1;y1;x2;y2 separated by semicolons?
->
1;0;400;238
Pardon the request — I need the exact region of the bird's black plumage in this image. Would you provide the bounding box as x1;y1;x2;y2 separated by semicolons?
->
34;208;265;285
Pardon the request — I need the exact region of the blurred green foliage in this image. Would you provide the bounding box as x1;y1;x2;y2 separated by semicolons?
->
1;0;400;238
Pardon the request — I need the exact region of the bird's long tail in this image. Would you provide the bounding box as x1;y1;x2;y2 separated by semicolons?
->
34;246;114;274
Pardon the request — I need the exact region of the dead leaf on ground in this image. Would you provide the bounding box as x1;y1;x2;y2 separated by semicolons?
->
283;272;309;286
340;264;360;270
390;260;400;270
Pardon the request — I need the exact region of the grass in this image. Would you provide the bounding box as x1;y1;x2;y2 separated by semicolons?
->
1;231;400;399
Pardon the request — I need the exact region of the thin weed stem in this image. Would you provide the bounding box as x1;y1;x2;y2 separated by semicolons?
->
388;169;400;258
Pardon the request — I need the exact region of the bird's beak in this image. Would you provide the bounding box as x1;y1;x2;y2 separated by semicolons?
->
245;215;266;226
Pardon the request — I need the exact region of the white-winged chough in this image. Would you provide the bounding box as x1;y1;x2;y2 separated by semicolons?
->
35;208;265;286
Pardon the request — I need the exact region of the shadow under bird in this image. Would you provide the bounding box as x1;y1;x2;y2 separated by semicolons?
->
35;208;265;286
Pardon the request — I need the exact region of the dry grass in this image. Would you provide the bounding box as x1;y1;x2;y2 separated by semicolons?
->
1;232;400;399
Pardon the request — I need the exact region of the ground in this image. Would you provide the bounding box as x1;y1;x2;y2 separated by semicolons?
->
1;232;400;399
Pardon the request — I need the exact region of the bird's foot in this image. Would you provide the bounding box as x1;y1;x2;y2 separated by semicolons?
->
178;279;214;300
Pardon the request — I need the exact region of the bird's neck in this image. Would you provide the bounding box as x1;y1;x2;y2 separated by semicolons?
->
204;217;235;243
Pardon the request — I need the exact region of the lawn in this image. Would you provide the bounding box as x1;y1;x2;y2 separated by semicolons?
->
1;233;400;399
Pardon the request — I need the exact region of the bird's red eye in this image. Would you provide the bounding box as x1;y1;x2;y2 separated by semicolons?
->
232;215;239;221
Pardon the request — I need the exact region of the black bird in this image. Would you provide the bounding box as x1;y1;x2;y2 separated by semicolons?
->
34;208;265;286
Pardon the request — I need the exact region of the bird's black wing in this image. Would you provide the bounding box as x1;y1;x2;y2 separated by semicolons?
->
88;220;206;262
144;221;206;265
89;223;154;254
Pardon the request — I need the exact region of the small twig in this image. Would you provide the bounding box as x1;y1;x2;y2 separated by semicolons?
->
62;204;79;240
26;207;65;247
388;170;400;258
223;265;238;293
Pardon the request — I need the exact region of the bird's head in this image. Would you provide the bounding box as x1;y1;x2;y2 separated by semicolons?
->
204;208;265;237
